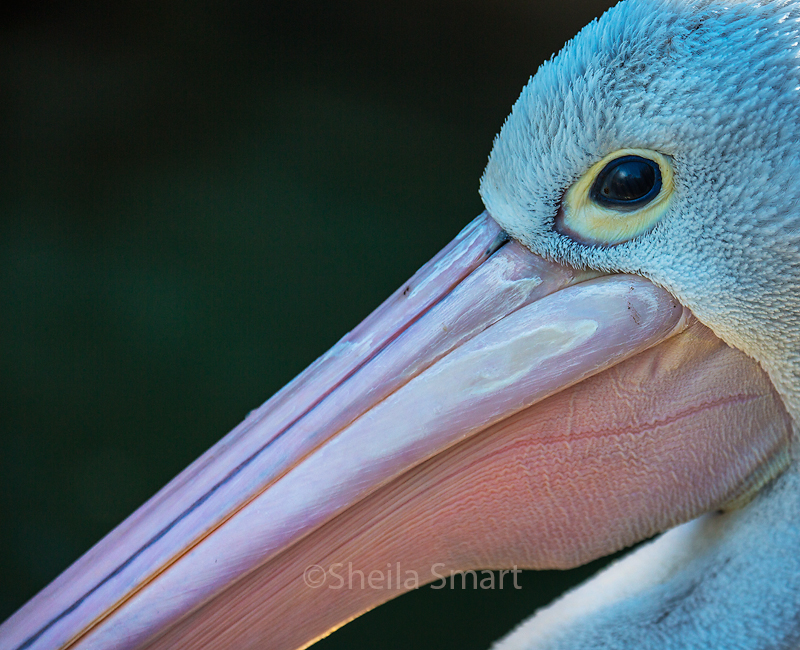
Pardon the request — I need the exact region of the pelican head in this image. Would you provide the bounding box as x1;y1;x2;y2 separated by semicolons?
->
480;1;800;646
482;0;800;421
3;0;799;649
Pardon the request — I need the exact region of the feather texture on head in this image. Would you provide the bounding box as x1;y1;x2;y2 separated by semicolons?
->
481;0;800;422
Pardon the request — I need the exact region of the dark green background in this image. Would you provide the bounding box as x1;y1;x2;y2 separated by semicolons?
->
1;1;617;647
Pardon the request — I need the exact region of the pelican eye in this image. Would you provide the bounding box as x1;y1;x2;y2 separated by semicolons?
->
590;155;661;211
557;148;674;246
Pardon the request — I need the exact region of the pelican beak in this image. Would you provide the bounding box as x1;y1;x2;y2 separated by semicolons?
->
3;212;791;650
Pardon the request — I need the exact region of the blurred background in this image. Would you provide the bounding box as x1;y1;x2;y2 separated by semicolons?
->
1;1;618;647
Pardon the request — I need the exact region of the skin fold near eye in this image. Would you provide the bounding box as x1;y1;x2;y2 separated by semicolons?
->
557;148;674;246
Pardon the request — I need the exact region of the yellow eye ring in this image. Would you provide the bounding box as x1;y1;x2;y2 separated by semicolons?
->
557;148;674;246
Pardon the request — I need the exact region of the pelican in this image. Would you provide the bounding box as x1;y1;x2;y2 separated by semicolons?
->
3;0;800;648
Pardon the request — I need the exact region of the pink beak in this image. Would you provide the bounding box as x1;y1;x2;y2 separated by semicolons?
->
1;212;791;650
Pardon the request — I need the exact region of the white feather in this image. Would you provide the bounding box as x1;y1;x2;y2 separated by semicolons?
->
494;463;800;648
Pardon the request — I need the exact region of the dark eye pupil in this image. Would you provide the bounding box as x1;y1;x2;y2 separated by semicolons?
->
590;155;661;211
